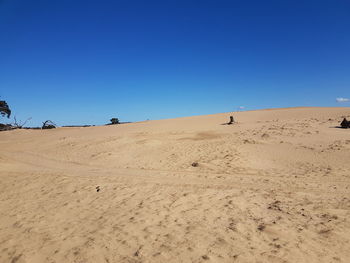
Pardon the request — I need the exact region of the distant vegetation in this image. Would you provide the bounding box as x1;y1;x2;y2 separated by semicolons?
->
0;100;13;131
106;118;132;126
110;118;120;125
0;101;132;131
1;99;130;130
42;120;56;129
0;100;11;118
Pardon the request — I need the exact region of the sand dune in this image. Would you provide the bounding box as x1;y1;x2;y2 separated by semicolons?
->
1;107;350;263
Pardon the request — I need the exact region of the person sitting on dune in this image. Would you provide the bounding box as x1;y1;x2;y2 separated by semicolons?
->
340;118;350;128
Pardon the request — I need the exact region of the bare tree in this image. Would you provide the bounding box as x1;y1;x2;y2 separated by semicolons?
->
13;116;32;129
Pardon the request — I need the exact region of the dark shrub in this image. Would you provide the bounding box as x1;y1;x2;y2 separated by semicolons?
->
110;118;119;125
0;100;11;118
42;120;56;129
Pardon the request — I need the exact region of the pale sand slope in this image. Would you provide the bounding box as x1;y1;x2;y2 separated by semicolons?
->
0;107;350;263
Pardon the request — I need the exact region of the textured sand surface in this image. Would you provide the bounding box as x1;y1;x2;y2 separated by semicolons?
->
0;107;350;263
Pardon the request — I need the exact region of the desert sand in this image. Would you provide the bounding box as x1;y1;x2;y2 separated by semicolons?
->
0;107;349;263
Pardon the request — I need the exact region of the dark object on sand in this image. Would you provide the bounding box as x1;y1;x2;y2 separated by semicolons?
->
228;116;235;125
42;120;56;129
191;162;199;167
257;224;265;231
96;186;100;192
340;118;350;128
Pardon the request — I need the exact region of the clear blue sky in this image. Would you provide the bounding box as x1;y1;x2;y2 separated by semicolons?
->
1;0;349;126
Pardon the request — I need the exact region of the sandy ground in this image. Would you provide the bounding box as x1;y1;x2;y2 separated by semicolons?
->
0;107;350;263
